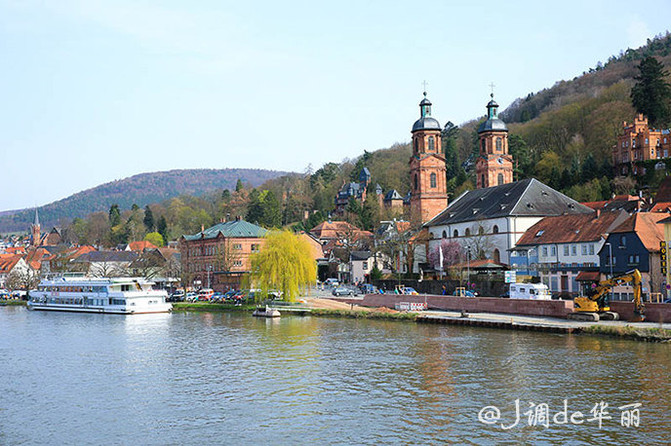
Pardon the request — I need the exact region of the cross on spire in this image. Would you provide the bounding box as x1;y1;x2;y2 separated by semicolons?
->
489;82;495;98
422;80;428;95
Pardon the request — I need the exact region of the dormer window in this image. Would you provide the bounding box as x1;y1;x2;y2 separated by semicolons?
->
535;230;544;237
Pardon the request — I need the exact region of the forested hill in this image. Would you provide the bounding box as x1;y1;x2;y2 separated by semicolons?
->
0;168;288;233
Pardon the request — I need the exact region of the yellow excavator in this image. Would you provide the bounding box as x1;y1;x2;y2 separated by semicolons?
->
569;269;645;322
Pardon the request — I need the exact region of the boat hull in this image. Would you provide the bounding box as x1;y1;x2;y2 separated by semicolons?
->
27;302;172;314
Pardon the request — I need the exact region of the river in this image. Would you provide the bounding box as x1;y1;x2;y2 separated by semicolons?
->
1;307;670;445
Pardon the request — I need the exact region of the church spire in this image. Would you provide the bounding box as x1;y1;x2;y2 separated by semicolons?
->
34;208;40;227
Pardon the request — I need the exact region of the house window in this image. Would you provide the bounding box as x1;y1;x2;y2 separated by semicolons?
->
581;245;587;255
233;260;243;267
251;244;259;252
589;244;594;255
233;243;242;250
542;246;548;257
551;246;556;256
428;136;435;151
563;245;569;256
571;245;577;256
620;236;626;247
363;261;368;270
430;173;437;188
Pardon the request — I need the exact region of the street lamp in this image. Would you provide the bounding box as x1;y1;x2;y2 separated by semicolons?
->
467;247;471;291
207;265;212;289
605;242;613;303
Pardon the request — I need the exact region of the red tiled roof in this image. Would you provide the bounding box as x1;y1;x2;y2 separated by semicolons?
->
450;259;507;269
128;241;158;252
309;221;373;240
576;271;600;281
649;202;671;213
610;212;667;252
0;254;22;273
516;211;627;246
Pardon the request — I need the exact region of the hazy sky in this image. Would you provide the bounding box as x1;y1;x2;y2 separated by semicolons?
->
1;0;670;211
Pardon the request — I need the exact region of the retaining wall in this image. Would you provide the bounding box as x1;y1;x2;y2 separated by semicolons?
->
339;294;575;318
610;302;671;323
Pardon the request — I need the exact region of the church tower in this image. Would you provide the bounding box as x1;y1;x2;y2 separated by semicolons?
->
30;208;41;247
475;93;513;188
409;92;448;224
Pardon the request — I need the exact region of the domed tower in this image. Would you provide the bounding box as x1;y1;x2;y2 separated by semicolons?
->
475;93;513;188
409;92;448;224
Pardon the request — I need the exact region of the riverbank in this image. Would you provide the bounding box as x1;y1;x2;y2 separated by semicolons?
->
0;299;26;306
172;302;256;312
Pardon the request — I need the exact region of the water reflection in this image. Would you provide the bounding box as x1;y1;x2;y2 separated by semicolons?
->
1;308;670;445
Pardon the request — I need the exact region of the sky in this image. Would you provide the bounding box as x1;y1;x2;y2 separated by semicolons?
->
1;0;671;211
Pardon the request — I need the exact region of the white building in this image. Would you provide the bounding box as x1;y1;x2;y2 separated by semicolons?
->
425;178;593;266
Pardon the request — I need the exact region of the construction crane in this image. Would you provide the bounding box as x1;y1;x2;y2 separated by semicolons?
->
569;269;645;322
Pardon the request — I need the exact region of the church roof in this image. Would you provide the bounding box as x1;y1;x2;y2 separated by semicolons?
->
478;118;508;133
426;178;593;227
412;117;441;132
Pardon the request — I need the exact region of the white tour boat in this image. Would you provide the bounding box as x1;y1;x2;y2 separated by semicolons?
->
28;276;172;314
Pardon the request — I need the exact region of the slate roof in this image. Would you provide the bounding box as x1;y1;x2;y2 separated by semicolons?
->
350;250;371;261
608;212;667;252
582;195;645;213
182;219;268;241
515;210;628;247
426;178;593;227
384;189;404;201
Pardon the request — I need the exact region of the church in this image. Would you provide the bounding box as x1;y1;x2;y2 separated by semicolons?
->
412;91;592;266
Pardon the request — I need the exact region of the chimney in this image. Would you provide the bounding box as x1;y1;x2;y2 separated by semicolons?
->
595;209;601;219
236;215;242;221
201;224;205;232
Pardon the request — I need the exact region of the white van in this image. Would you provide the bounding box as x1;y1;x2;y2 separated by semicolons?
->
509;283;551;300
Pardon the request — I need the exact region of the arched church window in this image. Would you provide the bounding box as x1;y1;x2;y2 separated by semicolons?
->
465;228;471;236
453;229;459;237
428;136;435;151
496;137;502;151
481;139;486;153
493;249;501;263
442;230;447;238
430;173;437;188
414;138;418;153
493;225;499;234
498;173;504;185
481;175;485;187
414;174;418;191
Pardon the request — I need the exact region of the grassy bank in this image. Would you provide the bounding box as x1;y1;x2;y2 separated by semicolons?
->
172;302;256;312
0;299;27;306
583;325;671;342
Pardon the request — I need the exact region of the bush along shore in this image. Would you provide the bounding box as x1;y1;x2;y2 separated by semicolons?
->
0;299;27;306
582;325;671;342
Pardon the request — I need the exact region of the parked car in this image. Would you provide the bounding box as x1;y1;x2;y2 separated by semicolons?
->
197;288;214;301
169;290;185;302
185;292;198;302
210;292;225;303
332;286;357;297
359;284;378;294
395;285;419;295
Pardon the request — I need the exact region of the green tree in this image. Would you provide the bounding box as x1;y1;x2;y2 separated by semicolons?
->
143;205;155;232
109;204;121;227
581;153;599;181
262;190;282;228
249;230;317;302
221;189;231;202
144;232;164;247
157;215;169;244
631;56;671;128
360;196;380;231
235;179;244;192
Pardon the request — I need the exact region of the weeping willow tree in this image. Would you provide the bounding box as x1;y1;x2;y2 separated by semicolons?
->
249;230;317;302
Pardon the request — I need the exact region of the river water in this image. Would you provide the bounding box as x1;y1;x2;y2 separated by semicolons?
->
1;307;670;445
